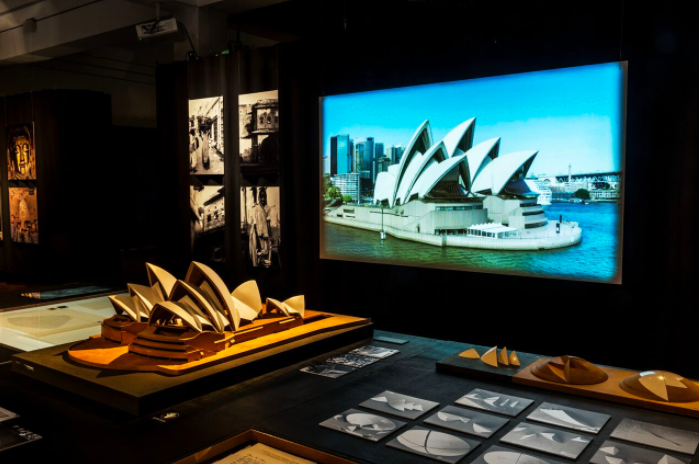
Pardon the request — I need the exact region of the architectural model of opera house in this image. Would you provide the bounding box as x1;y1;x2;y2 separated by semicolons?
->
67;262;369;375
324;119;581;250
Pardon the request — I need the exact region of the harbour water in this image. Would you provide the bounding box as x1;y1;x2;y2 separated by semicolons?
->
322;203;621;283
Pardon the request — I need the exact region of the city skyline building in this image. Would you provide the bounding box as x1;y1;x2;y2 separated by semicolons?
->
329;134;352;175
355;137;375;180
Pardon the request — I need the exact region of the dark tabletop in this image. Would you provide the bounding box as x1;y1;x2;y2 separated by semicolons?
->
1;331;698;464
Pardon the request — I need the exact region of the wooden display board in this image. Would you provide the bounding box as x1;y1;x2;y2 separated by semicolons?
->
514;357;699;418
172;430;358;464
68;311;369;375
12;318;372;415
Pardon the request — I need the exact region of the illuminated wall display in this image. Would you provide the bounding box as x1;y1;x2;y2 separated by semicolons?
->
9;187;39;244
320;62;626;284
7;123;36;180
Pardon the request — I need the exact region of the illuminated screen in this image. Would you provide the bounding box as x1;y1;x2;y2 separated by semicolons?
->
320;62;626;284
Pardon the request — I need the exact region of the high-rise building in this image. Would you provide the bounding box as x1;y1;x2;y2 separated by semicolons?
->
329;134;352;175
356;137;375;181
374;143;384;160
373;142;385;183
377;156;392;175
349;139;354;172
393;145;404;164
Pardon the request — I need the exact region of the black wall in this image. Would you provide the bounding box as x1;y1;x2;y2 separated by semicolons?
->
162;0;699;377
0;90;123;283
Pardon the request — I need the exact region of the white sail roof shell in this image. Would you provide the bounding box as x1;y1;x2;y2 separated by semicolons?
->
465;137;500;186
374;171;396;204
442;118;475;157
371;120;538;204
395;142;447;205
412;153;468;199
470;150;539;195
391;120;432;203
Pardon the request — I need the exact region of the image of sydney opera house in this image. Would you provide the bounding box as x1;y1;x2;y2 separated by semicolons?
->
320;62;625;283
325;118;580;251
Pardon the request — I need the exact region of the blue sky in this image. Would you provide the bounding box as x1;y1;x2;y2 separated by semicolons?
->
321;62;625;177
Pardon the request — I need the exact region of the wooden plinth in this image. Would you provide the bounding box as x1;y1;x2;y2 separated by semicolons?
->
12;312;372;415
513;358;699;418
67;311;364;375
436;347;540;382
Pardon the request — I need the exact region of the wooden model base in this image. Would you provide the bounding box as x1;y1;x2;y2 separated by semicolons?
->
514;358;699;419
436;345;540;382
12;316;372;415
68;311;369;375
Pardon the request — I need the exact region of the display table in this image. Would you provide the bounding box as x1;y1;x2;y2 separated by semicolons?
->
2;331;699;464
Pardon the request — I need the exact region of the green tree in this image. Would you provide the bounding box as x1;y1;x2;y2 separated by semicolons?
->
326;186;342;200
321;174;331;194
342;195;352;202
574;188;591;200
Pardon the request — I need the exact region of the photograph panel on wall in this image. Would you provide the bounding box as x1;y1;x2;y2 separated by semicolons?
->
190;185;225;262
9;187;39;244
7;123;36;180
189;96;224;175
239;90;279;176
320;62;626;284
240;185;281;269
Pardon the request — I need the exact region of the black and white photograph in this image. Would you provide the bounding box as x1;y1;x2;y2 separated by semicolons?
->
456;388;534;417
591;440;691;464
325;353;379;369
239;90;279;176
319;409;406;442
300;363;355;378
471;445;570;464
349;345;399;359
190;185;225;262
241;186;281;269
424;405;510;439
189;96;224;175
0;406;18;423
359;390;439;420
0;424;41;453
500;423;592;460
387;426;480;463
610;419;699;455
526;402;610;434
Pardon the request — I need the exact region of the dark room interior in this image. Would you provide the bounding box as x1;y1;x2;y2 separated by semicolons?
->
1;1;698;463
